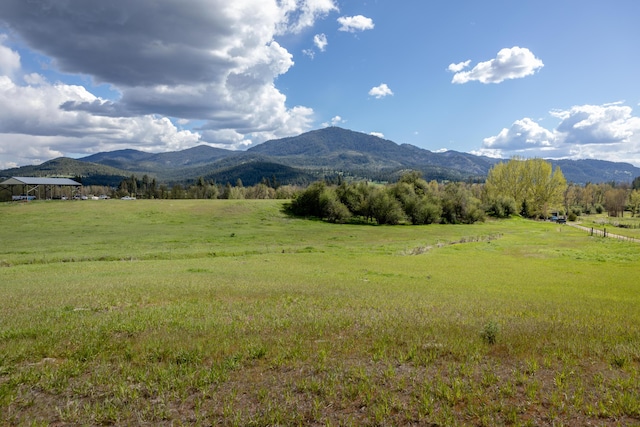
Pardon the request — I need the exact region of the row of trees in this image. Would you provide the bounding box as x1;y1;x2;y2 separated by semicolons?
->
564;181;640;218
288;158;570;224
83;175;299;200
74;159;640;221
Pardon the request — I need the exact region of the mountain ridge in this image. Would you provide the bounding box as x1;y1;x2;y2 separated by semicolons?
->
2;127;639;185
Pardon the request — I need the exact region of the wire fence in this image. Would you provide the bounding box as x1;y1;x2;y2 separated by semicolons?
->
566;223;640;243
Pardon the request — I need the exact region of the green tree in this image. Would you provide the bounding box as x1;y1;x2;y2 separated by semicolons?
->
196;176;206;199
170;184;184;199
319;189;351;223
228;186;245;199
336;181;374;221
245;183;274;199
203;184;218;199
118;179;129;197
141;174;150;198
629;189;640;217
129;174;138;198
288;181;327;218
288;182;351;222
486;195;517;218
370;188;405;225
528;159;567;218
484;158;529;208
149;178;158;199
220;183;232;199
440;182;485;224
158;183;168;199
485;158;567;218
390;172;441;224
604;187;629;217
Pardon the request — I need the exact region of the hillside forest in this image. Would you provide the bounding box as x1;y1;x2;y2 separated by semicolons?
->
4;158;640;224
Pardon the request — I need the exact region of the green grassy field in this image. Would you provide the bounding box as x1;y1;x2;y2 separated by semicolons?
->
1;200;639;426
576;213;640;240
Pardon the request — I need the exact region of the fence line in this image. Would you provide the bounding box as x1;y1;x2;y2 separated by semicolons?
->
566;223;640;243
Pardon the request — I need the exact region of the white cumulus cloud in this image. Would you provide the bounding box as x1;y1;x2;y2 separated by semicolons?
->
0;0;340;166
322;115;346;127
369;83;393;99
0;74;203;168
447;60;470;73
337;15;374;32
482;118;556;150
0;34;20;78
314;33;328;51
281;0;339;34
476;102;640;165
450;46;543;84
551;103;639;145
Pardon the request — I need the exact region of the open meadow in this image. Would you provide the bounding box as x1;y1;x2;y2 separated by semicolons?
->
1;199;639;426
575;213;640;241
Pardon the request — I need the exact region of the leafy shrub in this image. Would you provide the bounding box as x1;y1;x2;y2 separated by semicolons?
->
441;182;485;224
288;181;327;217
486;196;517;218
370;189;405;225
481;321;500;345
391;181;441;224
319;189;351;223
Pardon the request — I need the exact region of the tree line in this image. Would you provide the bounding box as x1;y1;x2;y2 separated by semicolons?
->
82;175;299;200
564;180;640;219
288;158;640;224
32;159;640;222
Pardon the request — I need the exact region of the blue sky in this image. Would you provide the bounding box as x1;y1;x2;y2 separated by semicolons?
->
1;0;639;168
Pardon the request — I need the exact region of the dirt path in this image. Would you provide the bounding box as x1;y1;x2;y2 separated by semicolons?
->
565;222;640;243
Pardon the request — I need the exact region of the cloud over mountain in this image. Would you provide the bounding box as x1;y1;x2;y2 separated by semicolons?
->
0;0;340;167
477;103;640;165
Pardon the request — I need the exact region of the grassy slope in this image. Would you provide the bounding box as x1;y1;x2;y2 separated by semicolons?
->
0;200;639;426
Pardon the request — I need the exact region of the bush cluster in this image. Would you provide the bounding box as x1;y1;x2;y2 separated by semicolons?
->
287;172;486;225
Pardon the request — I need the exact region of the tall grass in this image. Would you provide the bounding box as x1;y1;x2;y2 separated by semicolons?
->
1;200;639;425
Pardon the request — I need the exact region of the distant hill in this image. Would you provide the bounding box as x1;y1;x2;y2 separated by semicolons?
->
203;160;316;186
2;127;640;186
247;127;496;179
82;145;236;172
249;127;405;159
549;159;639;184
0;157;129;186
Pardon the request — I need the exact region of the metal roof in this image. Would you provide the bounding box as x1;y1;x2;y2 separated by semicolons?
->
0;177;82;186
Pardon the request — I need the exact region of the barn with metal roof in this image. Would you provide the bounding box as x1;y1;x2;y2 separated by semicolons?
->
0;177;82;201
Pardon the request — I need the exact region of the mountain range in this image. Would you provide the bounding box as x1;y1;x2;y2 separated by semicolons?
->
2;127;639;186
